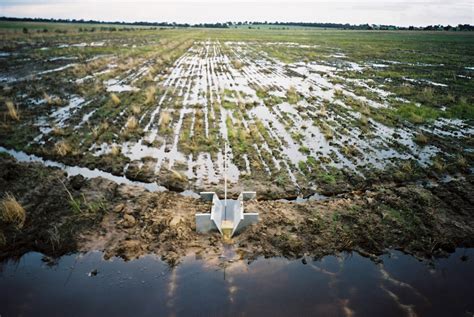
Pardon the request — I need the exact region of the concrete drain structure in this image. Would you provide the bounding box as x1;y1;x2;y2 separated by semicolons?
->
195;191;259;238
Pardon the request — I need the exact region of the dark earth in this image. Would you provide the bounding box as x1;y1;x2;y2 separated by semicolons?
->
1;153;473;266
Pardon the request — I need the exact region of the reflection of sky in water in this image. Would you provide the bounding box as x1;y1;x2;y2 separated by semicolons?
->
1;249;473;316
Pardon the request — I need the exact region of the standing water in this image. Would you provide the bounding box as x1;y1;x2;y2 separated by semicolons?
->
1;248;473;316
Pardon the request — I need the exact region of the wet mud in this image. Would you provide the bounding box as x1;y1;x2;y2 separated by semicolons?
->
1;155;473;266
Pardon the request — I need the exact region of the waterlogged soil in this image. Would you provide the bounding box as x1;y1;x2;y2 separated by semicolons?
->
1;155;473;266
1;34;472;200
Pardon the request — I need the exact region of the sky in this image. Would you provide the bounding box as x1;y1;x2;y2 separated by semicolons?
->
0;0;472;27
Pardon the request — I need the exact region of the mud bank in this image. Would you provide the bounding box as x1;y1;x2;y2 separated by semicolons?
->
1;154;473;265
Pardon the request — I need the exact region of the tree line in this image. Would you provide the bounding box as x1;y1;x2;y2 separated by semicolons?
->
1;17;473;31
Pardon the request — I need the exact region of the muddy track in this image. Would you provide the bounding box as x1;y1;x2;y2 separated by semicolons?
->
1;155;473;266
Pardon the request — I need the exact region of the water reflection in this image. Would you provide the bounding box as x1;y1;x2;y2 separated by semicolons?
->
0;249;473;316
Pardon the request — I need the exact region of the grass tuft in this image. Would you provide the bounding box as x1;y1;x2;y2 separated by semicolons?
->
131;104;141;115
5;101;20;121
286;86;299;104
111;144;121;156
160;111;171;130
144;86;156;104
447;97;474;120
170;169;186;181
125;116;138;131
110;93;121;106
1;193;26;229
55;140;71;156
395;103;439;124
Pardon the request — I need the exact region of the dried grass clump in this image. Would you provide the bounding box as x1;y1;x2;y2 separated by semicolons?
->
318;104;327;117
160;111;171;129
125;116;138;131
232;59;243;69
55;140;71;156
170;169;186;181
111;145;121;156
5;101;20;121
110;93;121;106
92;121;109;139
131;105;141;115
52;126;65;136
1;193;25;229
43;93;63;106
144;86;156;104
320;122;334;140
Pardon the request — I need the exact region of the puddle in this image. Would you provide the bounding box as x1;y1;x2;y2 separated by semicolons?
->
403;77;448;87
104;79;139;92
370;63;389;68
0;146;167;192
1;249;472;316
48;56;78;62
50;96;88;128
38;63;77;75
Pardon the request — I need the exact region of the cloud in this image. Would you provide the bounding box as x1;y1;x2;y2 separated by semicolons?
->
0;1;472;26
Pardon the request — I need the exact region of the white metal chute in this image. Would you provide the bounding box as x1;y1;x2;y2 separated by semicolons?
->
195;143;259;237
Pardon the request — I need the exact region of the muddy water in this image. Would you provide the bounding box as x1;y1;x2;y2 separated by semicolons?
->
1;249;473;316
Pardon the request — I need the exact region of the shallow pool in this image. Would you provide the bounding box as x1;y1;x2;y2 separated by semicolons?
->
1;248;473;316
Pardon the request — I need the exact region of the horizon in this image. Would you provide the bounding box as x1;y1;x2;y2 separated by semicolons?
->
0;0;472;27
2;16;472;28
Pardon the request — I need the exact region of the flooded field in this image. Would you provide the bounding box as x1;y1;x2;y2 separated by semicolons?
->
0;28;472;197
0;25;473;316
1;248;473;316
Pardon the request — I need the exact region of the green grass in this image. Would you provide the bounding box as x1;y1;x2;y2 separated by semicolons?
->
394;103;440;124
447;100;474;120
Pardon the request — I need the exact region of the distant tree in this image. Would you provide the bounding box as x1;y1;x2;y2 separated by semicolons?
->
458;24;474;31
0;16;472;31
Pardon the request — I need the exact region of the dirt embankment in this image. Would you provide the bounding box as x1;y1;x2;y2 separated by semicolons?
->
1;155;473;265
